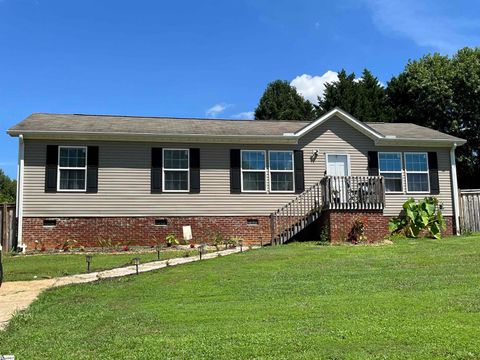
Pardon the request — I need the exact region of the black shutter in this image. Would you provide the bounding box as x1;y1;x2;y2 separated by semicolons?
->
428;152;440;195
86;146;99;193
151;148;163;193
230;149;241;194
45;145;58;193
368;151;379;176
189;148;200;193
294;150;305;194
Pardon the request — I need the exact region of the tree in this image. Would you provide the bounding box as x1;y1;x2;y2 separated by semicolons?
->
254;80;316;121
317;69;391;122
386;48;480;188
0;169;16;203
316;69;358;116
356;69;393;123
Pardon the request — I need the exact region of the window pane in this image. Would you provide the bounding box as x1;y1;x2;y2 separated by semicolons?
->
379;153;401;172
271;172;294;191
242;172;265;191
270;151;293;171
164;171;188;191
407;173;429;192
405;153;428;172
164;150;188;169
382;173;402;192
242;151;265;170
59;147;86;167
59;169;85;190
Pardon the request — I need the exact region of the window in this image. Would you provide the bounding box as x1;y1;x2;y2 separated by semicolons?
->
269;151;294;192
163;149;189;192
241;150;266;192
378;152;402;193
405;152;429;193
58;146;87;191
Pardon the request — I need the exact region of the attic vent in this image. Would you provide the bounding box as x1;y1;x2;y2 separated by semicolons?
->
247;219;259;226
43;219;57;227
155;218;168;226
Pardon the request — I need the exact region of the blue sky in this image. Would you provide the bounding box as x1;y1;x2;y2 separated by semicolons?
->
1;0;479;178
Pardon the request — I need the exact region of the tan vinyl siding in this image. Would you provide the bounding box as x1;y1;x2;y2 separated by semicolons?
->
21;115;454;217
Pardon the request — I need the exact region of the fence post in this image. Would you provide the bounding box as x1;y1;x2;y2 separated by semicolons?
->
2;203;7;251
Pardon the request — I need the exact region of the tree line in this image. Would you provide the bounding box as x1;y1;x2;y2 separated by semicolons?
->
254;47;480;188
0;169;16;203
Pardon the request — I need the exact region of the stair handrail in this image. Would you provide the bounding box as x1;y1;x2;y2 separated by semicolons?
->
270;180;323;244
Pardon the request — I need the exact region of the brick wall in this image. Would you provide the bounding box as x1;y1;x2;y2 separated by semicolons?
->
22;216;271;250
22;212;455;250
323;210;454;243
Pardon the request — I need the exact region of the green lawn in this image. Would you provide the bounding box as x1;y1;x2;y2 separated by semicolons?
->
1;236;480;359
2;249;201;282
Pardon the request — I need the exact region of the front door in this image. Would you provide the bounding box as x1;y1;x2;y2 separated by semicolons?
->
326;154;349;203
326;154;349;176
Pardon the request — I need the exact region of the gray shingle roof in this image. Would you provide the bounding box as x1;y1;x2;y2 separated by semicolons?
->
7;112;465;144
8;113;309;137
365;122;464;142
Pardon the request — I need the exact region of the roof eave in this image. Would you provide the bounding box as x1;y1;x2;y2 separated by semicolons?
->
7;130;299;145
374;138;467;147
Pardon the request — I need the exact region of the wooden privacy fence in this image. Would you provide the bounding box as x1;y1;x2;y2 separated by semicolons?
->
0;203;16;251
459;190;480;234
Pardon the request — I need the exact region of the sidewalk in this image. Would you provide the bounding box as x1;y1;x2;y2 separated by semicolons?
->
0;246;253;330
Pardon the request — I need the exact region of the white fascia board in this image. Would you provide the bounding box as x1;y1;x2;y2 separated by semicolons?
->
374;138;467;147
288;108;384;140
9;131;299;145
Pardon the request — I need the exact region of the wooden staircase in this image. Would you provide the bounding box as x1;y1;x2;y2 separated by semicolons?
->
270;181;323;245
269;175;385;245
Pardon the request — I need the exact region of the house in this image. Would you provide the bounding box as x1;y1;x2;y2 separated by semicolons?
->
7;108;466;250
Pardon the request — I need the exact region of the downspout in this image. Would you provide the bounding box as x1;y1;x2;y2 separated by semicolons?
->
450;143;460;235
16;134;25;252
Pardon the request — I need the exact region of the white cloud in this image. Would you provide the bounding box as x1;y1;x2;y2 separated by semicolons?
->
290;71;339;104
363;0;480;53
205;103;232;118
231;111;254;120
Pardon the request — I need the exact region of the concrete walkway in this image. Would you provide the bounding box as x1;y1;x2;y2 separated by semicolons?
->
0;246;253;330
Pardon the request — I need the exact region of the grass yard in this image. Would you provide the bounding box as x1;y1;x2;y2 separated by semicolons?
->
1;235;480;359
2;249;201;282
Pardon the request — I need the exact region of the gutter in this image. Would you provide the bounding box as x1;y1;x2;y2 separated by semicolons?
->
16;134;25;252
450;144;461;235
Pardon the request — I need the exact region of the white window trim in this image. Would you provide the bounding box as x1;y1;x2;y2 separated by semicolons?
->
378;152;403;194
268;150;295;193
325;153;351;176
240;150;267;193
404;152;430;194
57;146;88;192
162;148;190;193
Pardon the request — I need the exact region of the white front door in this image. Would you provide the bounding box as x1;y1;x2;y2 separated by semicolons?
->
326;154;349;176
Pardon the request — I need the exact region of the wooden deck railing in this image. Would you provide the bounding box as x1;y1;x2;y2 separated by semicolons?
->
320;176;385;210
270;176;385;245
270;181;322;245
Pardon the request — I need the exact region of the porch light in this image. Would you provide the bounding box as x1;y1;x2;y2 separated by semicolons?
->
199;243;207;260
132;257;140;275
85;254;93;273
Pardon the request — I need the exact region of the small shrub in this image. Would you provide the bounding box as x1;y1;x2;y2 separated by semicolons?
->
389;197;446;239
347;217;368;244
211;232;225;251
317;226;330;245
165;233;179;247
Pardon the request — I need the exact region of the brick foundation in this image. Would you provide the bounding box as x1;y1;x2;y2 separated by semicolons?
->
22;216;271;250
22;212;455;250
322;210;454;243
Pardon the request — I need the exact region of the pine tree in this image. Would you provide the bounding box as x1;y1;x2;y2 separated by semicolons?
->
254;80;316;121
